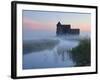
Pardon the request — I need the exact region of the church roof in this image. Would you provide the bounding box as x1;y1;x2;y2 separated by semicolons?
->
57;21;61;26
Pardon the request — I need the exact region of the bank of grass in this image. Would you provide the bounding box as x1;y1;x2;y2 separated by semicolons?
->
70;38;91;66
23;39;59;54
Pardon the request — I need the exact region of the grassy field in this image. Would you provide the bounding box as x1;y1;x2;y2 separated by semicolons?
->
23;39;59;54
70;38;91;66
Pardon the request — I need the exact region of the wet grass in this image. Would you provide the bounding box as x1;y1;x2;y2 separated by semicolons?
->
70;38;91;66
23;39;59;54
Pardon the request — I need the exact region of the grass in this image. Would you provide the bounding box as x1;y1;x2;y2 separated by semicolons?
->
70;38;91;66
23;39;59;54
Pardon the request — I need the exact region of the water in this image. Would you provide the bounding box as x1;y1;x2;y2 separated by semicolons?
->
23;32;90;69
23;37;80;69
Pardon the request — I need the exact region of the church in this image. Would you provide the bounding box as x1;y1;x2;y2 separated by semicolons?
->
56;22;80;36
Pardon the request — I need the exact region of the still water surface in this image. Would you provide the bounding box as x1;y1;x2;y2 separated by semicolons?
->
23;37;79;69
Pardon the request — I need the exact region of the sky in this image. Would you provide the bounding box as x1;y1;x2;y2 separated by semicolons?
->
23;10;91;32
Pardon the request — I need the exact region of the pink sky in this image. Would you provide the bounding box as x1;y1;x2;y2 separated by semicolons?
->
72;24;91;32
23;17;56;31
23;17;90;32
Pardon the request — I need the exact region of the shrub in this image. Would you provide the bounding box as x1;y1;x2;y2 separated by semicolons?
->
70;38;91;66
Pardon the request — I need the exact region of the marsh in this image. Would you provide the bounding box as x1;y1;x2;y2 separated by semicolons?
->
23;32;90;69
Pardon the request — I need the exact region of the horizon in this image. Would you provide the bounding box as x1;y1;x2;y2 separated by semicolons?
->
23;10;91;33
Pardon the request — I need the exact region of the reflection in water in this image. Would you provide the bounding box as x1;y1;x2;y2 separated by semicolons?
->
23;38;79;69
57;47;70;62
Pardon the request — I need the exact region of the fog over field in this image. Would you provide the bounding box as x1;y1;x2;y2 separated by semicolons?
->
23;28;90;69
